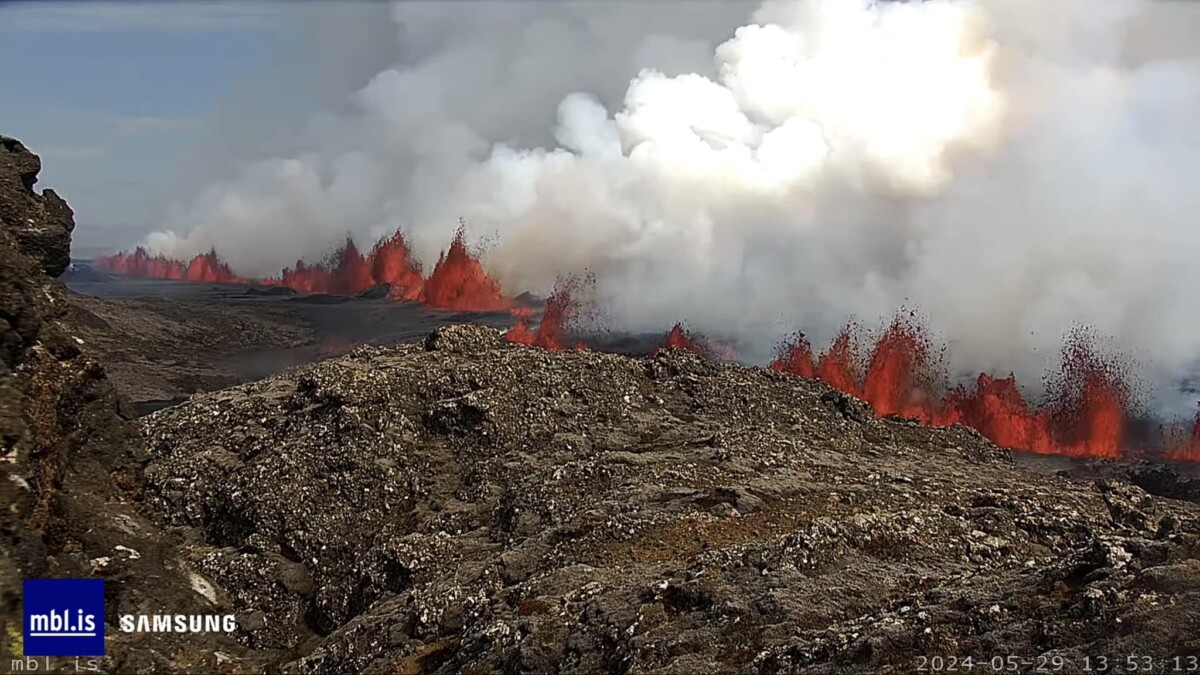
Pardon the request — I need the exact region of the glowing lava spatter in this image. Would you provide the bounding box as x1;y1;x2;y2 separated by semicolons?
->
1162;413;1200;462
655;323;735;361
98;228;515;312
95;248;247;285
861;315;943;421
506;275;587;350
816;326;862;398
267;238;373;296
264;232;424;299
771;333;816;379
419;227;510;312
768;314;1169;460
89;239;1200;463
370;232;424;301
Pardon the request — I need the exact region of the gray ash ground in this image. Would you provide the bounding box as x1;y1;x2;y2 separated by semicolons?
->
62;273;678;415
132;324;1200;674
63;274;518;414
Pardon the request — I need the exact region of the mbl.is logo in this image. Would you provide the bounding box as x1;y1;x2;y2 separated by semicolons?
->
23;579;105;657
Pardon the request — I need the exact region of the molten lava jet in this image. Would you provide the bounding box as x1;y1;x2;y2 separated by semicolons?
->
89;238;1200;464
659;323;704;355
816;327;862;398
771;333;816;379
419;228;510;312
265;232;424;299
860;315;944;421
370;232;424;301
655;323;735;361
506;275;588;350
767;315;1176;461
1164;414;1200;462
268;238;374;296
96;248;247;285
98;228;516;312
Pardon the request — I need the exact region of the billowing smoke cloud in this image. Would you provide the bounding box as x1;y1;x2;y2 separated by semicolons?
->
147;0;1200;414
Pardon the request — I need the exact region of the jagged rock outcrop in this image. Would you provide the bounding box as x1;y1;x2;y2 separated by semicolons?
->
0;135;279;672
0;135;75;278
0;137;98;639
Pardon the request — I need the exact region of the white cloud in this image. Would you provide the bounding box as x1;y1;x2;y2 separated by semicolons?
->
2;1;276;33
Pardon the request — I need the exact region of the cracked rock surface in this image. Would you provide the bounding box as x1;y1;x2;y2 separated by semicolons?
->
142;324;1200;673
0;135;75;278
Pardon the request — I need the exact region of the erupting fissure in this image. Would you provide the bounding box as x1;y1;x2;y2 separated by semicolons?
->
770;315;1198;462
506;275;588;350
96;248;248;285
264;232;424;301
96;228;510;312
94;239;1200;464
655;323;736;361
419;227;510;312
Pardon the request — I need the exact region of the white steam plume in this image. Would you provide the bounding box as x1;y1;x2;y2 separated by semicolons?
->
147;0;1200;414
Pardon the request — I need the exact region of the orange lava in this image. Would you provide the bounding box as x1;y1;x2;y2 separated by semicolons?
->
370;232;424;301
767;314;1177;461
861;315;940;421
419;227;510;312
97;228;515;312
505;308;539;346
816;327;861;398
95;248;247;285
1163;414;1200;462
268;239;372;296
265;232;424;299
506;276;586;350
89;238;1200;464
655;323;735;361
770;333;816;379
661;323;698;353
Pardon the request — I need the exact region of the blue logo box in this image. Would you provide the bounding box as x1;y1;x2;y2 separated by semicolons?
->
23;578;105;657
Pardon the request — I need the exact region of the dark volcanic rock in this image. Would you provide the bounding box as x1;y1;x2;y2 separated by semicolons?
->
0;135;75;277
244;284;298;297
64;292;313;405
356;283;393;300
0;135;280;672
141;325;1200;674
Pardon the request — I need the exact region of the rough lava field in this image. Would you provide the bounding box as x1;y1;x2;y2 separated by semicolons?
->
142;324;1200;673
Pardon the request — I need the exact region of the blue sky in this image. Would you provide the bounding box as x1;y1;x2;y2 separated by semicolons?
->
0;1;307;256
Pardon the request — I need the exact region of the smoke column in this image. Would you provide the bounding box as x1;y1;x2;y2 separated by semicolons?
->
145;0;1200;415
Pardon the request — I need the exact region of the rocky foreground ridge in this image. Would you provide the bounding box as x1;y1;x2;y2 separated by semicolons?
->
139;325;1200;673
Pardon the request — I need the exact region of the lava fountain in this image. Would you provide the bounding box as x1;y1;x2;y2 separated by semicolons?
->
769;315;1160;460
96;228;513;312
419;226;510;312
506;274;589;350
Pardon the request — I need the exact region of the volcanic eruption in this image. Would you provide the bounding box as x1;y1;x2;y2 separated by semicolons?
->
98;228;514;313
261;231;423;301
765;316;1200;462
418;226;510;312
98;248;248;285
97;0;1200;462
